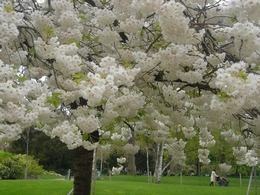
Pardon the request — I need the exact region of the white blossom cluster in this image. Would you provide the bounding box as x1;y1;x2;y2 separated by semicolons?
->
131;0;163;18
103;90;145;124
120;16;144;34
117;157;126;164
233;147;258;167
198;148;210;165
0;0;259;169
91;8;116;27
218;163;232;175
111;127;132;142
162;86;187;108
199;128;215;148
35;38;81;78
0;2;23;45
31;0;83;42
0;124;22;143
182;126;196;139
156;44;206;83
76;115;100;134
158;1;199;44
222;22;260;58
112;166;123;175
52;121;82;149
123;143;140;155
166;138;186;166
224;0;260;24
210;61;260;114
221;129;240;144
112;156;126;175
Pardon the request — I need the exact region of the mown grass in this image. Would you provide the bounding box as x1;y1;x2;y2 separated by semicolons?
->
0;175;259;195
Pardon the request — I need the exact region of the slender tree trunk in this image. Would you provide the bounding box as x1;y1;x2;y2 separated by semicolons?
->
154;143;164;183
100;151;103;176
153;144;160;182
239;173;242;187
91;149;97;195
196;158;200;176
254;167;257;194
157;143;164;183
146;147;150;183
180;168;183;185
24;129;30;179
73;147;94;195
246;166;255;195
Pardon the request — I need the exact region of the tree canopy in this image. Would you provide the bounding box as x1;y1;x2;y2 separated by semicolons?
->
0;0;259;193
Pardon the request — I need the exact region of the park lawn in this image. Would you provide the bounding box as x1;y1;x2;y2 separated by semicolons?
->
0;176;259;195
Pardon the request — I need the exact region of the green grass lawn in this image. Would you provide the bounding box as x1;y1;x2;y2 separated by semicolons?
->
0;176;259;195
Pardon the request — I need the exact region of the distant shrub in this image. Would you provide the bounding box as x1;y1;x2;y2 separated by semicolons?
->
0;157;24;179
0;154;44;179
0;151;13;163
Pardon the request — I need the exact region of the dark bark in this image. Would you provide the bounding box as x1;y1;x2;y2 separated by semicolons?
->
196;158;201;176
73;147;94;195
124;121;137;175
84;0;96;7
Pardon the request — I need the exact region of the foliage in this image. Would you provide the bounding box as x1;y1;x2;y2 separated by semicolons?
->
0;151;13;163
0;154;44;179
0;157;24;179
10;130;73;175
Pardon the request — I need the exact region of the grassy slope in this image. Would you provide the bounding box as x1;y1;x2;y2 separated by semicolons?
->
0;176;259;195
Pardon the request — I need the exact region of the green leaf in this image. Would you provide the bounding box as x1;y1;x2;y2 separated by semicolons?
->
251;64;260;72
121;59;134;68
47;92;61;108
83;133;89;141
28;47;36;57
82;33;99;42
65;38;80;47
79;13;87;21
231;16;238;23
72;72;86;84
232;70;248;80
17;75;27;83
187;89;201;98
217;91;231;101
4;4;13;13
43;25;55;39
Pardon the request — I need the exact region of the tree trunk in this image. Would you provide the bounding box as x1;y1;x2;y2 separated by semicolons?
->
146;147;150;183
124;121;136;175
127;153;136;175
24;128;30;179
246;166;255;195
100;151;103;176
91;148;97;195
196;158;200;176
157;143;164;183
153;144;159;182
73;147;94;195
153;143;164;183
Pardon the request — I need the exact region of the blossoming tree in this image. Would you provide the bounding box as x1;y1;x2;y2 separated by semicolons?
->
0;0;259;194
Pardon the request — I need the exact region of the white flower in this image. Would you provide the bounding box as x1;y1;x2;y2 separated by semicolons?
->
117;157;126;164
